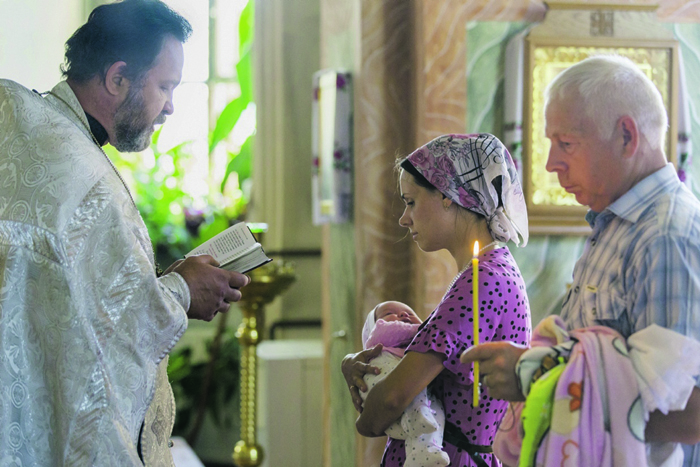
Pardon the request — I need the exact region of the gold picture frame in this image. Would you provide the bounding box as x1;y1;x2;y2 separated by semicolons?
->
523;37;679;234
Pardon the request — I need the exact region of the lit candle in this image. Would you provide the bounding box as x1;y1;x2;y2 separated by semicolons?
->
473;240;480;407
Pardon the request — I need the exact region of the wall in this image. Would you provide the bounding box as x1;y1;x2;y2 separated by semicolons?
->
408;0;700;317
465;21;586;325
319;2;700;465
251;0;323;341
319;0;424;464
0;0;84;89
318;2;360;463
675;22;700;191
465;19;700;325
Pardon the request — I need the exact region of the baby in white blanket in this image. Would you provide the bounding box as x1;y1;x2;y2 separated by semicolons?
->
361;301;449;467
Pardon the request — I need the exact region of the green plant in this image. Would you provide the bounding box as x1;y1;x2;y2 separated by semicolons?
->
196;0;255;245
168;319;241;440
213;0;254;192
106;128;194;265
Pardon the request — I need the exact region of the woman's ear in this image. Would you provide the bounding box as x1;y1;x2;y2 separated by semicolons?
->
442;196;453;210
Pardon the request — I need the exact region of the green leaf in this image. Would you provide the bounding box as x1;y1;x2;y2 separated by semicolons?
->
209;95;248;154
236;49;253;104
151;126;163;147
220;137;253;192
208;50;252;155
194;213;230;246
239;0;254;55
208;1;254;157
168;348;193;383
208;9;254;155
164;140;191;160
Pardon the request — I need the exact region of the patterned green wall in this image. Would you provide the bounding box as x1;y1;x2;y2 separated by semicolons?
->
466;21;700;326
674;23;700;192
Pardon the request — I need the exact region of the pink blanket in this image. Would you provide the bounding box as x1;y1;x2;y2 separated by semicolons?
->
494;316;647;467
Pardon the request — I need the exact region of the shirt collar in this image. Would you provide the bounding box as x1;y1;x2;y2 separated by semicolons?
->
603;163;680;224
585;209;600;227
86;113;109;146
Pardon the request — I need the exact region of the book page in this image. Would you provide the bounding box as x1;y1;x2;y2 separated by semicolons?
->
186;223;256;264
223;248;272;274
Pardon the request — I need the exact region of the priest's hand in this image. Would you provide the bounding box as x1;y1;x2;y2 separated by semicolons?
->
162;259;184;276
173;255;250;321
341;345;383;412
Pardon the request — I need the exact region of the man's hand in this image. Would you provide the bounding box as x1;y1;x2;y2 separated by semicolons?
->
646;387;700;444
162;259;184;276
341;345;383;412
172;255;250;321
460;341;527;402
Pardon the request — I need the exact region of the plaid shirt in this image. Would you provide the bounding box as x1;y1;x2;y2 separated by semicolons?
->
559;164;700;466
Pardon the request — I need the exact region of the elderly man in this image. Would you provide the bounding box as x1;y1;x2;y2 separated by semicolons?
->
461;55;700;465
0;1;248;465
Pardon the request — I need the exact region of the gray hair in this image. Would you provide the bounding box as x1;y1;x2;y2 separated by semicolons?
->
544;55;668;151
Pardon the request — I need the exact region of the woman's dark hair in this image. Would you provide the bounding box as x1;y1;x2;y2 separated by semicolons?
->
397;158;437;192
397;156;486;220
61;0;192;84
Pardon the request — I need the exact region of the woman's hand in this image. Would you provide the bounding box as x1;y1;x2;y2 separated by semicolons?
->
341;344;383;412
357;350;445;436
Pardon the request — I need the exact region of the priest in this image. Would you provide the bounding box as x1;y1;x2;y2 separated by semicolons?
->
0;1;248;465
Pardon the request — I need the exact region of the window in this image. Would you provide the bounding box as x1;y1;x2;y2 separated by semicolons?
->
160;0;255;215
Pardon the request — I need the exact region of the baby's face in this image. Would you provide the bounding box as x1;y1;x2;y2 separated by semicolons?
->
375;301;421;325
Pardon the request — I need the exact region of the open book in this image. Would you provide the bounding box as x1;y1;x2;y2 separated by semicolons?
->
185;222;272;274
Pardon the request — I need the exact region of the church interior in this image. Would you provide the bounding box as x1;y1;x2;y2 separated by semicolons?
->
2;0;700;466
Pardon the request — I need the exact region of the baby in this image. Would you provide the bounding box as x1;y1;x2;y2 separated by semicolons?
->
361;301;449;467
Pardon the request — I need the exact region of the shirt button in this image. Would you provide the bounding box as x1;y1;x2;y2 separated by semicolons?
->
574;286;580;293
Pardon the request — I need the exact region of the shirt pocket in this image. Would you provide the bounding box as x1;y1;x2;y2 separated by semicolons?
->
582;285;631;336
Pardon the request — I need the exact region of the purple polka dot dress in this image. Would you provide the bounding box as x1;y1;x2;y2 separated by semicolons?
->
381;247;531;467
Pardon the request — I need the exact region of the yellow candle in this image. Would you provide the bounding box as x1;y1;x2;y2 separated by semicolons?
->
473;241;480;407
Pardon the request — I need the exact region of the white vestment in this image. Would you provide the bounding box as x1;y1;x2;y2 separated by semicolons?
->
0;79;190;466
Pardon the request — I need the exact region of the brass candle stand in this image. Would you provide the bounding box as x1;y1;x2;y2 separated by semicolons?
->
232;258;296;467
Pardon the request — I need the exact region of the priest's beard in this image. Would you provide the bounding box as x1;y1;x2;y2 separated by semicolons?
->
112;85;167;152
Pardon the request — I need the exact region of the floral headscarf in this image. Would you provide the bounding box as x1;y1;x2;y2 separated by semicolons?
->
406;133;528;246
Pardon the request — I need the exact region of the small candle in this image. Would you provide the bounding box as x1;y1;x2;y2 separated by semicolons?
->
473;240;480;407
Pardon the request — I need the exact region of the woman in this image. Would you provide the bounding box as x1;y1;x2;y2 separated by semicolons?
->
342;133;532;467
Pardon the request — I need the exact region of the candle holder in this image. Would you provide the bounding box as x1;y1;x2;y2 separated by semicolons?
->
232;225;296;467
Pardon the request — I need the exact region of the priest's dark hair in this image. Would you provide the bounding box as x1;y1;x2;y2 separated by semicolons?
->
61;0;192;84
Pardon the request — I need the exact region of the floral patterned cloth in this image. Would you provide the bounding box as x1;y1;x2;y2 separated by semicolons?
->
496;317;647;467
382;247;531;467
406;133;528;246
521;319;646;467
496;316;700;467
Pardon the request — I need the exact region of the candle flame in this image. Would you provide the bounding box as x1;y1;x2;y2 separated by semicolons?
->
473;241;479;257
